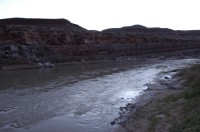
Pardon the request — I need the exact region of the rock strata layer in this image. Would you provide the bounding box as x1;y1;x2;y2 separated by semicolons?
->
0;18;200;66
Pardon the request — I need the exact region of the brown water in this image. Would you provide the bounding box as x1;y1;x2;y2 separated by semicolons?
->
0;59;199;132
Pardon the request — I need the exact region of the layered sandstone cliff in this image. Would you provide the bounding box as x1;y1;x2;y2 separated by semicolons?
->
0;18;200;66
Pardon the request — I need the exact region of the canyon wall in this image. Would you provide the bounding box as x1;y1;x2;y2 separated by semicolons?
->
0;18;200;65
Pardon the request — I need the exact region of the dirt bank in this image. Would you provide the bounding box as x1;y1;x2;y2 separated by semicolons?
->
113;65;200;132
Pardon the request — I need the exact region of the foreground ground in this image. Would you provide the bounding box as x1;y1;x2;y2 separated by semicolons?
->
116;64;200;132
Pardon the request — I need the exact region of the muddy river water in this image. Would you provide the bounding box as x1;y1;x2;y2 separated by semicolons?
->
0;58;199;132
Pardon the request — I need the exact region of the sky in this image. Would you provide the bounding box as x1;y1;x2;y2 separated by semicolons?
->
0;0;200;31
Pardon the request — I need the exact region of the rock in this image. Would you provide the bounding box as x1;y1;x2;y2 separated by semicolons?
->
155;114;166;119
164;76;170;79
119;107;124;111
111;120;116;125
43;62;55;68
11;53;20;59
0;18;200;65
37;62;55;68
37;62;44;67
10;45;18;52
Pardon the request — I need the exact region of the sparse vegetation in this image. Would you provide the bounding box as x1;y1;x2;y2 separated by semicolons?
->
167;64;200;132
148;115;160;131
113;64;200;132
146;64;200;132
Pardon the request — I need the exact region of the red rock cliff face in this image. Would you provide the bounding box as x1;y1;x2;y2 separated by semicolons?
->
0;18;200;65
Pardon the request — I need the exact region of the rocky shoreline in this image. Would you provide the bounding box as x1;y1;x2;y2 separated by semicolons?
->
112;63;199;132
111;71;183;131
1;49;200;71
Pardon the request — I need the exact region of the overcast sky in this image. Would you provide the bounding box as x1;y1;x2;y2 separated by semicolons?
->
0;0;199;31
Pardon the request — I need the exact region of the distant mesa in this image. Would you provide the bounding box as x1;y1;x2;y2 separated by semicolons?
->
102;25;148;33
0;18;86;31
0;18;173;33
0;18;70;26
102;24;173;33
123;24;147;29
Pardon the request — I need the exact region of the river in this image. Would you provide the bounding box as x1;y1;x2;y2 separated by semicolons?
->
0;58;199;132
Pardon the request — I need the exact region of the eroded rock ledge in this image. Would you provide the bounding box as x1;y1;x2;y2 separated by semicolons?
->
0;18;200;67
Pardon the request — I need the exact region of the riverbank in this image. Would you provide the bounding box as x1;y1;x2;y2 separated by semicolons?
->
114;64;200;132
1;49;200;71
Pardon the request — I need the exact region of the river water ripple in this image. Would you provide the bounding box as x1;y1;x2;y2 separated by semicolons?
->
0;58;199;132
